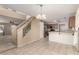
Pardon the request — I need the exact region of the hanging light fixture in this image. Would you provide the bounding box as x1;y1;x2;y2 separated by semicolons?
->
36;4;46;20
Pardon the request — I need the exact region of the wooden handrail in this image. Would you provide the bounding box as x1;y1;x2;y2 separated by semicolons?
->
17;16;36;29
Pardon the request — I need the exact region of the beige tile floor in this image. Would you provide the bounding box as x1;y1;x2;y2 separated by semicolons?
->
0;38;79;55
0;35;16;53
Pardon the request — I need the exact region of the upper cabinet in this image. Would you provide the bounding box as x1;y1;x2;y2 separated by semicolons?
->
68;16;75;29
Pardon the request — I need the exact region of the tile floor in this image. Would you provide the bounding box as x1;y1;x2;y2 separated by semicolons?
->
0;35;16;53
0;38;79;55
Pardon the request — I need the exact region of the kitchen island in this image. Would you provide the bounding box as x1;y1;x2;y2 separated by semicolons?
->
49;31;74;45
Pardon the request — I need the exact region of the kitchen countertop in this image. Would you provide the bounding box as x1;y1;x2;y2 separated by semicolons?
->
49;30;79;33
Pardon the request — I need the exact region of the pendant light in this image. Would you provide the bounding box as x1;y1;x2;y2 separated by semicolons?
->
36;4;46;20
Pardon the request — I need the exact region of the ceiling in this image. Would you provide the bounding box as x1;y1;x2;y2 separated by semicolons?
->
0;4;79;22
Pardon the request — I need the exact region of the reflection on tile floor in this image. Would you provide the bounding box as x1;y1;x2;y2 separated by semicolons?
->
0;38;79;55
0;35;16;53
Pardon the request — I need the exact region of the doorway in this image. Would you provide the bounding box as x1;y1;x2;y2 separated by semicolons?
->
0;23;15;53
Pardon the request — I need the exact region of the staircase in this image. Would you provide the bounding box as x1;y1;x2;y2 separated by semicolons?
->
11;16;44;47
0;6;44;47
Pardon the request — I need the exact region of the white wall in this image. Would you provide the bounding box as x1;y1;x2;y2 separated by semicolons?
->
74;8;79;50
0;16;10;23
31;19;40;42
40;21;44;39
60;21;68;31
11;25;17;45
31;19;44;41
